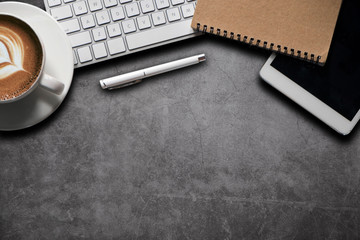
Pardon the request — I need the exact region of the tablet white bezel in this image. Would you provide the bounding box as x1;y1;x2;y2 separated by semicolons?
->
260;54;360;135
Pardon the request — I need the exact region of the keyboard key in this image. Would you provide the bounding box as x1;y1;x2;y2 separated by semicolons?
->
166;8;181;22
88;0;103;12
69;31;92;47
92;27;107;41
155;0;169;9
73;1;88;16
60;19;81;34
48;0;61;7
92;43;108;59
107;23;122;37
181;4;194;18
107;38;126;55
96;11;111;25
103;0;118;8
64;0;76;3
140;0;155;13
152;12;166;26
110;6;125;21
137;15;151;30
126;18;194;50
81;15;96;29
121;19;136;33
171;0;184;5
77;46;93;63
125;2;140;17
120;0;132;3
50;5;73;20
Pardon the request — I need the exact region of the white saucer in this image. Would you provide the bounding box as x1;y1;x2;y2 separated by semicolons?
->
0;2;73;131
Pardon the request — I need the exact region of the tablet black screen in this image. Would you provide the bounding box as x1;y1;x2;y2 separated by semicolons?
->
270;0;360;121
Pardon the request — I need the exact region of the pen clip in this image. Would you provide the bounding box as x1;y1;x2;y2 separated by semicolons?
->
108;79;142;90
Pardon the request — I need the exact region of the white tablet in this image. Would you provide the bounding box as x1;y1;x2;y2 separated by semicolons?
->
260;53;360;135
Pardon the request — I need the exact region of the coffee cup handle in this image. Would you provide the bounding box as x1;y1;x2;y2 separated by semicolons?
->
39;73;64;95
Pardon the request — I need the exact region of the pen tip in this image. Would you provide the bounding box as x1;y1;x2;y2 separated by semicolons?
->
99;80;107;90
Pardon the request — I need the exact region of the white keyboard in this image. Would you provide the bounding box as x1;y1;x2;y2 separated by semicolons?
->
44;0;199;68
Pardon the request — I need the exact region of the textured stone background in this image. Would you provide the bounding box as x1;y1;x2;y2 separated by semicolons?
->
1;0;360;239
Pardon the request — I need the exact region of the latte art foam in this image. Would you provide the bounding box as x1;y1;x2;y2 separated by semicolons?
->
0;15;43;101
0;27;28;79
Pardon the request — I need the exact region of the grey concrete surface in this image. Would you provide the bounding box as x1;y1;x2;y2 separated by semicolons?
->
1;0;360;239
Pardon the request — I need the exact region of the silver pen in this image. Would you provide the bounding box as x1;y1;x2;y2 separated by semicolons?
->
99;54;206;90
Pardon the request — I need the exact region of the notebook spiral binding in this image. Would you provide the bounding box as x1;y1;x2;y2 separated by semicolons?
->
196;23;322;64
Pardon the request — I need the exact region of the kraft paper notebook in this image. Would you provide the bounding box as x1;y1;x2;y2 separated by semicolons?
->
191;0;343;65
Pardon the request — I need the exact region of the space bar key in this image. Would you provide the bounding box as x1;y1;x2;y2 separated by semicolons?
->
126;19;195;50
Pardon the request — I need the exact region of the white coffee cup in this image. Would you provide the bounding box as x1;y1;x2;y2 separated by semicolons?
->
0;13;64;104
